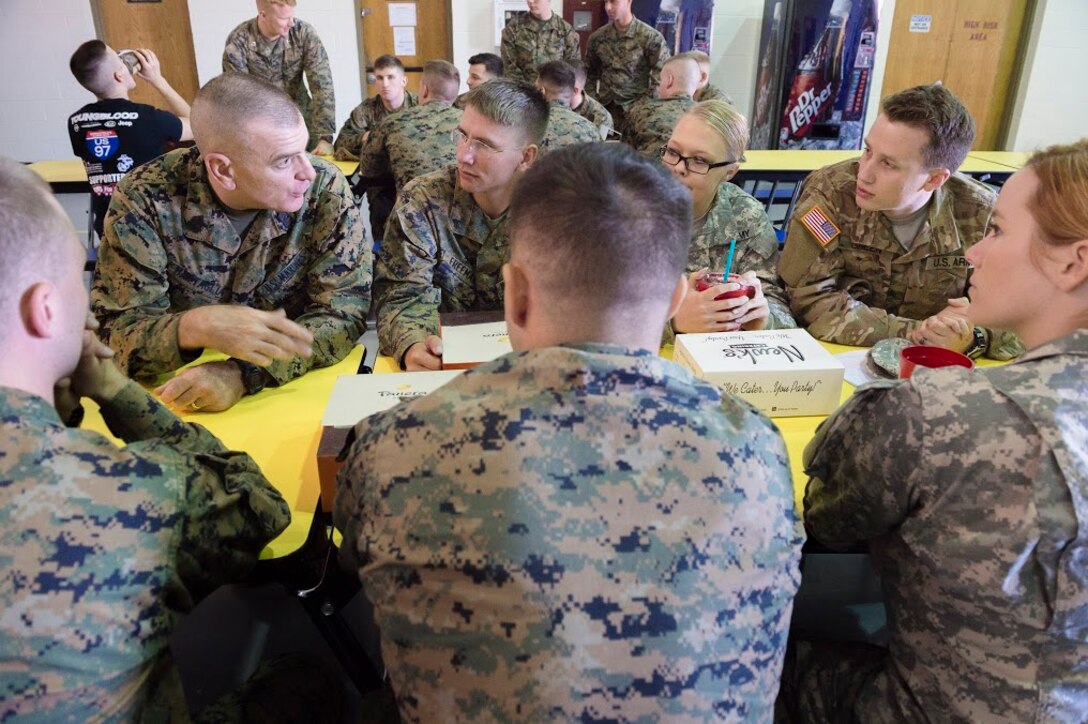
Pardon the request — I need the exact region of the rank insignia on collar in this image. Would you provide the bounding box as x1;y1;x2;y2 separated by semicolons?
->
800;204;841;247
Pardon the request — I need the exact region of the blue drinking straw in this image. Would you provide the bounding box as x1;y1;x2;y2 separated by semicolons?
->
722;238;737;280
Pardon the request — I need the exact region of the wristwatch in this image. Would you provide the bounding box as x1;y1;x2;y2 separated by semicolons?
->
964;326;988;359
231;359;270;396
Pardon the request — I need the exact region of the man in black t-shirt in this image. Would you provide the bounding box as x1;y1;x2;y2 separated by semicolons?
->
68;41;193;238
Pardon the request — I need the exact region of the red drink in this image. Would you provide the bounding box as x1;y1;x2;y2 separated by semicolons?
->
695;272;757;301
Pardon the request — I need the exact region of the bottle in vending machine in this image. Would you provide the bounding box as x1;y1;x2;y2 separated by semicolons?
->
778;0;851;148
750;1;784;149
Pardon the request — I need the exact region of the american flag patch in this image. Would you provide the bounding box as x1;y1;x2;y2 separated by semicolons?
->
800;205;840;247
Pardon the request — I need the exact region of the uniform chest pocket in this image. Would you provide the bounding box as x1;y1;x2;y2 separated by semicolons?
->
167;258;224;306
251;250;308;313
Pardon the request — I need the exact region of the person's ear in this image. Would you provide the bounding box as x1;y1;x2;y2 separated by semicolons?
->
23;282;59;339
1051;238;1088;293
922;167;951;193
519;144;538;170
502;261;531;340
721;161;740;183
204;153;236;190
666;273;689;321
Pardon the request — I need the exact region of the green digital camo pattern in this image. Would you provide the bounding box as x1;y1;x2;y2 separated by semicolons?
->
798;329;1088;722
375;166;508;362
222;18;336;146
585;18;670;111
500;12;581;83
624;93;695;157
334;343;804;723
0;383;288;721
779;159;1024;359
91;147;371;384
697;82;734;105
356;101;461;192
572;93;614;138
333;92;418;162
542;99;602;152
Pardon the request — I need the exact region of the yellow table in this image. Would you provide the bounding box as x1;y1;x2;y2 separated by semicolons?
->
81;346;366;560
967;151;1029;171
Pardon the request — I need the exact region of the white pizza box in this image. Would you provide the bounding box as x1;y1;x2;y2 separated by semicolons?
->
322;370;464;428
674;328;844;417
441;321;513;370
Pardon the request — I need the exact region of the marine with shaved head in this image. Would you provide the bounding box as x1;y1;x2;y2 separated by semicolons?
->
92;71;370;412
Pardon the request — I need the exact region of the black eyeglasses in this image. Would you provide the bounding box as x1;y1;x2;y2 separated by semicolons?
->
660;145;737;175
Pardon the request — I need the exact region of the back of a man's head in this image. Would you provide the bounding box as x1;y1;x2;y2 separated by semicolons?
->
881;83;976;171
463;78;549;147
69;40;113;96
661;56;700;98
568;59;588;89
191;72;303;155
507;143;690;340
536;61;577;104
422;60;460;103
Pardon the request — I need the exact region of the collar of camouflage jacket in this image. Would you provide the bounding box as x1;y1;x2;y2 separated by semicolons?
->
0;386;62;426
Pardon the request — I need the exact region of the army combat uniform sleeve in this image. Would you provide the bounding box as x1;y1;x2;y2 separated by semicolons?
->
645;27;670;95
732;196;795;331
585;33;603;97
355;115;392;179
333;103;370;161
300;23;336;143
101;380;290;603
221;23;249;74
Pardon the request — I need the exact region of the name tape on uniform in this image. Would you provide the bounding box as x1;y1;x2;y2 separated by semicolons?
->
800;205;840;247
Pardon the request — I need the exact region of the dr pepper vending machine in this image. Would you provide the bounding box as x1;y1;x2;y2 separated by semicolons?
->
750;0;878;150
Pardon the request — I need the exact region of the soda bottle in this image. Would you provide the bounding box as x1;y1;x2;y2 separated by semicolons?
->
778;0;851;148
751;1;783;149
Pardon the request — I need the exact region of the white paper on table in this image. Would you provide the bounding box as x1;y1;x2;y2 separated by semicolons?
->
837;350;881;387
392;27;416;56
388;3;417;26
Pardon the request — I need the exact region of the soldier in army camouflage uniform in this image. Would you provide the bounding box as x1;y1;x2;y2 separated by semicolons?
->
222;0;335;154
357;60;461;194
662;101;794;342
624;54;698;157
780;84;1023;359
782;140;1088;723
336;142;804;723
0;157;290;721
534;60;604;151
375;78;548;370
333;55;417;161
501;0;581;83
585;0;670;135
91;73;370;412
569;59;614;139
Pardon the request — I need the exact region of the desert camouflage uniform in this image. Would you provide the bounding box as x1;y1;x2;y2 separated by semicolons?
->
572;92;614;138
779;159;1023;359
357;101;461;192
222;18;335;149
501;11;581;83
375;166;507;363
334;343;804;723
623;93;695;157
542;99;602;152
585;18;670;132
0;382;288;720
333;92;419;162
697;82;734;105
788;329;1088;722
91;147;371;384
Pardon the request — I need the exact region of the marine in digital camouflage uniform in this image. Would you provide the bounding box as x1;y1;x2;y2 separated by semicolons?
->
624;93;696;157
571;91;613;138
779;159;1023;359
91;146;371;384
222;16;336;150
500;8;581;84
356;101;460;193
0;380;289;720
698;82;734;105
783;328;1088;722
542;99;601;151
333;91;418;162
374;166;509;363
585;15;670;133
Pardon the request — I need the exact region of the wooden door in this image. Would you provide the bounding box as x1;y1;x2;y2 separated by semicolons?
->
356;0;453;97
564;0;608;59
880;0;1030;149
90;0;199;107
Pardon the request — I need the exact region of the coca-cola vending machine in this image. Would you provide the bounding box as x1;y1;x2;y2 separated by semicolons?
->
750;0;878;150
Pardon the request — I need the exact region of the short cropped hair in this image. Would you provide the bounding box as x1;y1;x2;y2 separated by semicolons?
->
536;61;576;97
568;59;588;87
686;100;749;162
422;60;460;102
468;53;503;78
881;84;975;171
1026;139;1088;249
0;158;74;342
662;56;700;96
373;54;405;72
676;49;711;68
265;0;297;6
463;78;549;147
508;143;691;314
191;72;303;153
69;40;112;95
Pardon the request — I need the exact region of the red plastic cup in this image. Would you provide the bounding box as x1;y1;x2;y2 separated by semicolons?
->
694;272;756;301
899;345;974;379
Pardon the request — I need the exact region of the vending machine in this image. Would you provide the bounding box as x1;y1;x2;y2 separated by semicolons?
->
750;0;878;150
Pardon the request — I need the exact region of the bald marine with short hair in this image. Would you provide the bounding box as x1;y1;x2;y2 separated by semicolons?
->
535;60;604;150
624;54;699;157
91;71;370;413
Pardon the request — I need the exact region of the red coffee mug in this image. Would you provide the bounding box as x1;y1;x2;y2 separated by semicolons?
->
899;345;974;379
694;272;756;301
